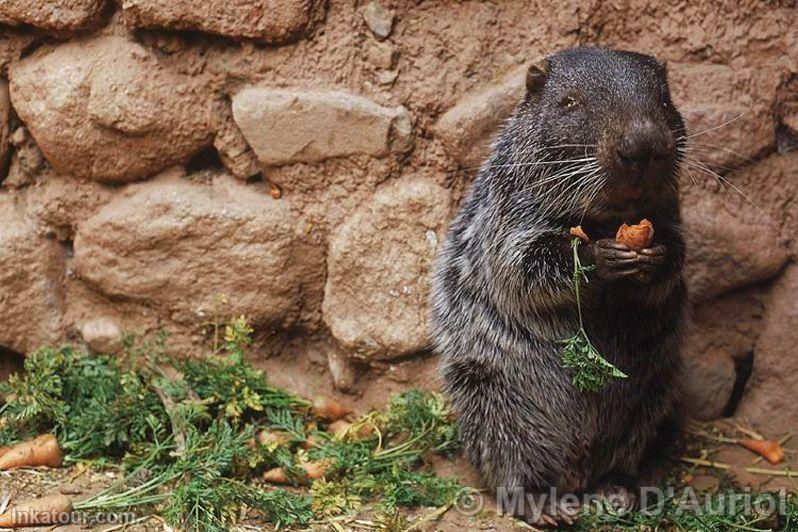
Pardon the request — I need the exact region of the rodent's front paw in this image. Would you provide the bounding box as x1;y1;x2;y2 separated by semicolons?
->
592;239;640;281
632;244;667;283
591;240;666;283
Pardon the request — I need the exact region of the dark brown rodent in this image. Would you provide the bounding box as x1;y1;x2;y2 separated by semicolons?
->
430;47;687;525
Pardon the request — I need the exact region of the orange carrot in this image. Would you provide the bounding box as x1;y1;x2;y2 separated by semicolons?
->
739;439;785;465
0;434;63;470
616;219;654;251
569;226;590;242
256;430;291;447
0;494;73;528
328;420;374;439
300;434;321;450
311;396;351;422
262;460;332;484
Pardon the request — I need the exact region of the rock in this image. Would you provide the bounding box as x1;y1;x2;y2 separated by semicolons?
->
364;41;397;69
435;65;526;168
736;265;798;437
682;291;764;420
0;0;107;30
776;74;798;137
328;348;357;392
0;196;64;355
684;349;736;421
323;177;450;360
9;36;216;183
5;127;45;188
682;192;789;303
214;105;261;180
362;1;394;40
73;173;315;329
80;317;122;354
233;88;412;166
378;70;398;86
121;0;319;45
669;63;776;170
24;171;114;240
0;80;8;180
733;151;798;257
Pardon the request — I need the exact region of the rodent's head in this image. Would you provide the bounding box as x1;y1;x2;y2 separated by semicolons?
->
503;47;685;221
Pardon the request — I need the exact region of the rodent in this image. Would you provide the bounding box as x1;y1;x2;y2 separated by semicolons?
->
430;47;687;525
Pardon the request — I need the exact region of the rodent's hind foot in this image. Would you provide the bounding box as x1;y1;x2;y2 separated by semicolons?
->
522;495;581;528
593;474;639;515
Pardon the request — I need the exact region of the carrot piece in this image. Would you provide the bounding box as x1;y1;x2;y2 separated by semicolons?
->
328;420;374;439
739;439;785;465
255;430;291;447
0;494;73;528
262;466;289;484
311;396;351;422
569;225;590;242
262;460;332;484
616;219;654;251
299;434;321;450
0;434;63;470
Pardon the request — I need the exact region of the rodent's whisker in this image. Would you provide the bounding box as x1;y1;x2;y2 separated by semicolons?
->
678;149;741;174
528;164;601;194
681;158;763;213
679;145;753;169
681;141;753;159
681;165;699;189
491;157;599;171
578;173;608;222
538;166;604;218
677;109;750;141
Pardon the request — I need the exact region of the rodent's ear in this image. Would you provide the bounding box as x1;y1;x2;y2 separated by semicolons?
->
526;58;550;95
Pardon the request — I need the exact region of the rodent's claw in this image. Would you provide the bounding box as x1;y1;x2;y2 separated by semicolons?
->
592;239;640;281
592;240;667;283
526;498;581;527
639;244;667;258
632;244;667;284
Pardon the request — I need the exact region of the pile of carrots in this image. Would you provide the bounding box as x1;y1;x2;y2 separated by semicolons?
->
0;434;67;528
261;396;356;484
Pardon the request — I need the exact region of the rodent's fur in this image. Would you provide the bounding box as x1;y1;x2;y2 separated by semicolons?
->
430;47;687;520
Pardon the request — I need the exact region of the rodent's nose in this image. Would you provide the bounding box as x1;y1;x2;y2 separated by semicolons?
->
616;121;673;171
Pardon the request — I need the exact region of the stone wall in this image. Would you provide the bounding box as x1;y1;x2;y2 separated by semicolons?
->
0;1;797;435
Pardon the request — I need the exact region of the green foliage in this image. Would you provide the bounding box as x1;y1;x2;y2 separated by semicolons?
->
561;331;628;393
384;389;460;454
0;346;168;458
573;487;797;531
561;237;628;392
0;318;464;530
305;390;465;517
162;420;312;531
178;316;307;424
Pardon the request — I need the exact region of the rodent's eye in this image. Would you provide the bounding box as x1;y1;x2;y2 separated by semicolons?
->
560;95;580;109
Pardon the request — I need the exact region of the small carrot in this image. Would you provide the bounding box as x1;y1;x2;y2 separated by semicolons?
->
255;430;292;447
311;396;351;422
0;494;73;528
0;434;63;470
262;460;332;484
328;420;375;439
300;434;321;450
738;439;785;465
569;225;590;242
